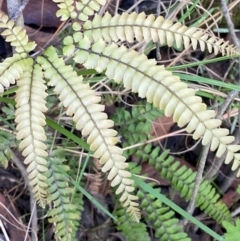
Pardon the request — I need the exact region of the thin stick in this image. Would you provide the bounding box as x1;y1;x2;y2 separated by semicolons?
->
0;219;10;241
181;143;210;226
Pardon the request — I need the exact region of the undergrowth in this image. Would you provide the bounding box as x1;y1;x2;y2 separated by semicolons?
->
0;0;240;240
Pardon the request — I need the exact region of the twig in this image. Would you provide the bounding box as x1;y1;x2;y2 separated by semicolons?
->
220;0;239;47
181;143;210;226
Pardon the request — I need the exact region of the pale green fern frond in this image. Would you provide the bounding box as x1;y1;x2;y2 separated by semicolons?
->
15;60;49;206
0;12;36;54
83;12;238;55
46;157;80;241
37;46;140;221
137;144;232;223
69;37;240;175
52;0;77;20
76;0;108;21
0;54;24;92
52;0;107;21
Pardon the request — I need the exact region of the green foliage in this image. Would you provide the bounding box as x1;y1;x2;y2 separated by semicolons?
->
223;219;240;241
114;205;150;241
0;0;240;240
0;130;15;168
136;144;233;223
137;185;191;241
112;101;163;157
114;101;231;225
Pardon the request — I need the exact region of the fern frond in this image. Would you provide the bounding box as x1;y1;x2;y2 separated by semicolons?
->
53;0;107;21
137;144;232;223
71;37;240;175
0;54;24;92
15;60;48;206
0;12;36;54
83;12;239;55
112;101;163;126
114;205;150;241
46;157;80;241
112;102;162;157
52;0;77;20
113;162;149;240
76;0;108;21
138;185;191;241
37;46;140;221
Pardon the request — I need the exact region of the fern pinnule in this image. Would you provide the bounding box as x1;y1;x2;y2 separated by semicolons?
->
15;59;48;206
76;0;107;21
0;12;36;54
71;37;240;175
52;0;77;20
83;12;239;56
112;102;163;157
37;46;140;221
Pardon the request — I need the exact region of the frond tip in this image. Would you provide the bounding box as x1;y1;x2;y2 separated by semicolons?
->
0;12;36;54
83;12;239;56
52;0;77;20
